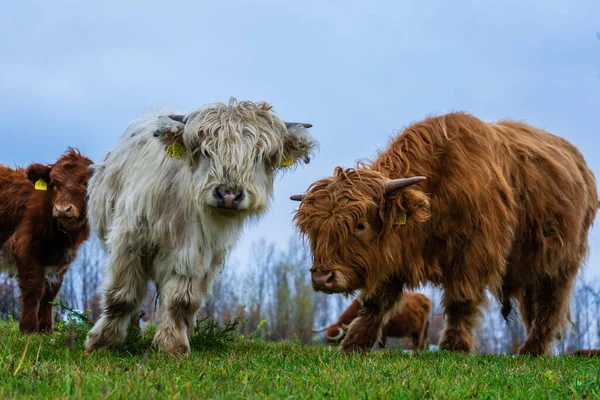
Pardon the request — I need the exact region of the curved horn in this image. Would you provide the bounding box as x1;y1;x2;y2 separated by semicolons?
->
290;194;306;201
383;176;426;195
312;327;328;333
167;114;189;123
325;328;345;341
285;122;313;129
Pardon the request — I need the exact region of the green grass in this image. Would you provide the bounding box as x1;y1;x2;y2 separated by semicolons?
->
0;320;599;399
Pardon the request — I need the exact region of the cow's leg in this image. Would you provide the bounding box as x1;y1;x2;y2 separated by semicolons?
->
438;291;484;354
85;251;147;352
378;328;388;349
517;287;535;335
38;270;66;333
17;264;45;333
340;282;401;354
153;274;202;354
518;275;574;356
415;319;429;351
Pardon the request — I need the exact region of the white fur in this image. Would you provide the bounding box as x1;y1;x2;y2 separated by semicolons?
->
85;98;317;353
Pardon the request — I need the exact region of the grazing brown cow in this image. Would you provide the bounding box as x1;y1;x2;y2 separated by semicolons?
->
314;292;432;350
0;149;93;333
292;112;598;356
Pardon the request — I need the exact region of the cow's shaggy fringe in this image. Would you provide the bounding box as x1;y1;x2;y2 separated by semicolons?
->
85;98;317;354
294;112;598;356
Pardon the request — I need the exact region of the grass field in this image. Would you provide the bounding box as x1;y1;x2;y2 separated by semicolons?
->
0;319;599;399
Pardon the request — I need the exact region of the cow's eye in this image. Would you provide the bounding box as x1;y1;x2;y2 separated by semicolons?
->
356;222;367;232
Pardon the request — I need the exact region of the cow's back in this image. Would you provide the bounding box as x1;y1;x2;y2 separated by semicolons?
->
88;115;192;247
0;165;31;248
373;112;597;288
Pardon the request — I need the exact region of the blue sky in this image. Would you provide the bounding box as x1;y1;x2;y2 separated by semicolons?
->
1;0;599;278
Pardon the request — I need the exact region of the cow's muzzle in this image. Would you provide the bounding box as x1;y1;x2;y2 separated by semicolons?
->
53;204;80;226
214;186;245;210
53;204;78;219
311;270;335;292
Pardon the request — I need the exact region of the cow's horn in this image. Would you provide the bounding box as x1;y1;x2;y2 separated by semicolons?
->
325;328;345;341
167;114;189;123
290;194;305;201
285;122;313;129
312;327;328;333
383;176;426;194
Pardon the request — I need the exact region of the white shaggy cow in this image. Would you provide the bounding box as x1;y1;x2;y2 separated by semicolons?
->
85;98;317;354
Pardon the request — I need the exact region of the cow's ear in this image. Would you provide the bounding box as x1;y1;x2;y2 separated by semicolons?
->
280;123;318;168
153;115;186;147
386;188;431;225
26;163;51;184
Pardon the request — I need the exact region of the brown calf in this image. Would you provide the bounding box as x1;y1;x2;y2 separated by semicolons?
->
314;292;432;350
0;149;93;333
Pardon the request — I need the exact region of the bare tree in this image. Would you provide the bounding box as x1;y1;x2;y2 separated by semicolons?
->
0;273;20;320
59;234;106;313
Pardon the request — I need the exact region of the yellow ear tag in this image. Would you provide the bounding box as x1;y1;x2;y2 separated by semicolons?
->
281;154;294;167
165;141;185;159
394;212;407;226
34;178;48;191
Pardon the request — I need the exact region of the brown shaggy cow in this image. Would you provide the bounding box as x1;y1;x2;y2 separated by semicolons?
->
291;112;598;356
0;149;93;333
314;292;432;350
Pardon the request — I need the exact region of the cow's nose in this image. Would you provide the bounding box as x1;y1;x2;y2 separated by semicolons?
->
312;270;335;291
215;186;244;209
54;204;75;218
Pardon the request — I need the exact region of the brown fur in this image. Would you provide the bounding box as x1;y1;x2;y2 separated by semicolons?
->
573;349;600;357
322;292;432;351
0;149;93;333
293;112;598;356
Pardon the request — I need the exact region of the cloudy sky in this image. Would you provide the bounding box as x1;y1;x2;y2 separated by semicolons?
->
1;1;599;278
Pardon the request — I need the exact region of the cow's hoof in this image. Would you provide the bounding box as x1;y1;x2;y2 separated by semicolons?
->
153;326;190;355
339;339;373;354
19;320;40;334
439;333;473;354
517;341;549;356
85;328;121;353
19;328;40;335
84;333;111;353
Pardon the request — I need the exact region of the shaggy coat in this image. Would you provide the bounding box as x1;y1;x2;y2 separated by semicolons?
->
0;149;93;333
85;99;317;354
292;112;598;356
315;292;431;350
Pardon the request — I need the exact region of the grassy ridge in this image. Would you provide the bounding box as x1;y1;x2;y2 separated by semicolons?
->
0;321;598;399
